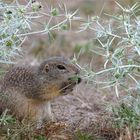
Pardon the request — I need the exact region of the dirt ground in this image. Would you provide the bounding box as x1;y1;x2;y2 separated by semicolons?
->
52;84;110;136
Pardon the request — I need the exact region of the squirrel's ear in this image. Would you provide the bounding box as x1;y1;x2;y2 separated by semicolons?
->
44;64;49;73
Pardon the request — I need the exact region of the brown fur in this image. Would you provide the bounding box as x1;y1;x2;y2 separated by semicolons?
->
0;57;81;123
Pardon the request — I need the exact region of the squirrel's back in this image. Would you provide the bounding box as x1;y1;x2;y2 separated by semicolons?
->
2;66;35;90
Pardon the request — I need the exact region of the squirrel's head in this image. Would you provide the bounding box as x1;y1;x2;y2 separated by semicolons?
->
38;57;81;95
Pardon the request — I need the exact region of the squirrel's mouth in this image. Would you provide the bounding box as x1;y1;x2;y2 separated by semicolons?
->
60;76;82;95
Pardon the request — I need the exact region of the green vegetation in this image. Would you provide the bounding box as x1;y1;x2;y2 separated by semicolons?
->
112;103;140;130
0;0;79;64
75;131;93;140
74;2;140;138
76;2;140;97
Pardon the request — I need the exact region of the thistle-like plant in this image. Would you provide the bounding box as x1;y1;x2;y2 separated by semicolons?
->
75;2;140;97
0;0;80;64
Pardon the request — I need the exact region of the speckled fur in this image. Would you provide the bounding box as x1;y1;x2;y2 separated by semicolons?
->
0;57;81;123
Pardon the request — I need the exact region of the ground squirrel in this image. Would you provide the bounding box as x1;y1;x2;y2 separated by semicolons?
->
0;56;81;124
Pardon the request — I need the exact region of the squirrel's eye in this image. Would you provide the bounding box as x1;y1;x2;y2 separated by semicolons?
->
57;65;66;70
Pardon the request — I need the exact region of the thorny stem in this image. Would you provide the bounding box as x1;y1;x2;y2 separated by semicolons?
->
96;65;140;75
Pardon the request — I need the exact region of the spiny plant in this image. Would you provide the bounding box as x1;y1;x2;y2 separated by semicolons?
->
72;2;140;137
74;2;140;97
0;0;80;64
0;0;42;63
